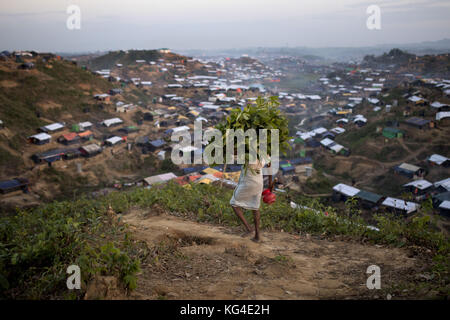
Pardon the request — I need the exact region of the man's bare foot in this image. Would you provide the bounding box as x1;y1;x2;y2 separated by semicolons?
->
251;236;261;242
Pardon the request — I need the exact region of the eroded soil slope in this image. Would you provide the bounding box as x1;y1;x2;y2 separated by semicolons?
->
122;209;431;300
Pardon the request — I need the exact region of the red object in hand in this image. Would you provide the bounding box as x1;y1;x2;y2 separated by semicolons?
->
262;189;276;204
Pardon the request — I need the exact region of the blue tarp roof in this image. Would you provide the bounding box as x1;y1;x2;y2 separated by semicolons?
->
149;139;166;148
0;179;27;190
226;165;242;172
289;157;312;165
34;149;66;158
281;166;295;172
306;140;321;147
183;166;208;174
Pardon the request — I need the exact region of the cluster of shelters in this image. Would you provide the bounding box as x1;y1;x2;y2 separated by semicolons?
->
332;173;450;217
294;126;349;156
332;183;418;216
31;144;103;164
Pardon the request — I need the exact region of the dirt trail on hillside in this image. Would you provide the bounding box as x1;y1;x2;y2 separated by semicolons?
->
122;210;429;300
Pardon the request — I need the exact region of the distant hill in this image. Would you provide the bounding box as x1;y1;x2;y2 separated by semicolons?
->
362;48;450;76
180;39;450;62
363;48;416;65
86;50;164;70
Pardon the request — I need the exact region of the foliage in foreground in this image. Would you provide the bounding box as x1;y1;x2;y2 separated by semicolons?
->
103;182;449;296
0;199;143;299
0;182;448;299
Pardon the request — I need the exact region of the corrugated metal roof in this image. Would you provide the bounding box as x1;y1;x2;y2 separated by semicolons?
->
403;179;433;190
382;197;418;213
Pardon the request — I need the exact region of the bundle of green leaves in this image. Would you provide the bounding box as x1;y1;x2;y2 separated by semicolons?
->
207;96;291;168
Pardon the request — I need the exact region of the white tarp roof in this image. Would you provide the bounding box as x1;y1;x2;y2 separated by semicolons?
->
331;127;346;134
382;197;418;213
29;133;51;141
106;136;122;145
431;101;448;108
408;95;424;102
143;172;177;185
320;138;334;147
398;163;421;172
428;154;448;165
333;183;360;197
79;121;92;128
434;178;450;191
102;118;123;127
439;200;450;210
42;123;64;131
403;179;433;190
330;144;344;153
312;127;327;135
353;115;367;123
172;125;190;133
436;112;450;121
299;132;314;140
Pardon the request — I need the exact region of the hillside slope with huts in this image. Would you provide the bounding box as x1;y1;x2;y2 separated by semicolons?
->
0;48;449;300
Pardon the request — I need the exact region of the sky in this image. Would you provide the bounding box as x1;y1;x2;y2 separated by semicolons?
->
0;0;450;52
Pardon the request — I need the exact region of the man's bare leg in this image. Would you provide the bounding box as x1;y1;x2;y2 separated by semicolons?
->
232;205;252;233
252;210;261;241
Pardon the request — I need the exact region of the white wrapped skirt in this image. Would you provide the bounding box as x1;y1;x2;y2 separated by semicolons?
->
230;168;264;210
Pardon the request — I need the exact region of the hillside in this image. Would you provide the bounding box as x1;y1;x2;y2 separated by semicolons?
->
0;49;449;300
1;182;448;299
85;50;163;70
81;49;213;90
0;52;185;208
362;49;450;76
0;54;116;174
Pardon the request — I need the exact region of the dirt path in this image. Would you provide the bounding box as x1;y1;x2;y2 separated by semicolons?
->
122;209;428;300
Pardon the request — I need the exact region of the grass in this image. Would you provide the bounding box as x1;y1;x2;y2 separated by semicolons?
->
0;198;145;299
1;181;448;299
304;170;334;194
0;145;23;174
374;144;409;162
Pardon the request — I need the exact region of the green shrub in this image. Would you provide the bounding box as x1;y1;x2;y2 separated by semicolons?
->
0;198;142;299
